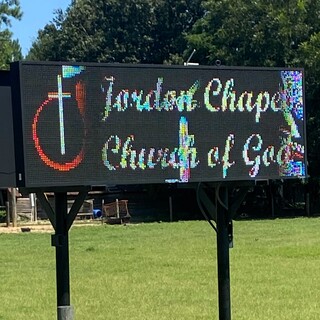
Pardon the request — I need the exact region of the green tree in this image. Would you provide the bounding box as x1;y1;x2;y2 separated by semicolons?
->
186;0;318;67
150;0;204;64
295;32;320;177
27;0;204;64
0;0;22;69
0;0;21;26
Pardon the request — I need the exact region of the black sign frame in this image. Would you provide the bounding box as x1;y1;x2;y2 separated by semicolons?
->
9;61;307;188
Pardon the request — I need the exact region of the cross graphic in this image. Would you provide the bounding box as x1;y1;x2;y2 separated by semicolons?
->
48;75;71;155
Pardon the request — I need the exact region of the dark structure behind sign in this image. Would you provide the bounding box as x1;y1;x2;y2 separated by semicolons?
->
0;71;16;187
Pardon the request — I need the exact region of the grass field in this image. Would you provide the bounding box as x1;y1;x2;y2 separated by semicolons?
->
0;218;320;319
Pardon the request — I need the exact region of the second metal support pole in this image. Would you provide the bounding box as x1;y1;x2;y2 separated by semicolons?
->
53;192;73;320
216;186;232;320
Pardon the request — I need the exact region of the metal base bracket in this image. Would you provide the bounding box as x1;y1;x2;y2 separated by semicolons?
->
57;305;74;320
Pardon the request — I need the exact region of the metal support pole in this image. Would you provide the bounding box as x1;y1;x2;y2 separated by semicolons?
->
34;187;89;320
52;192;73;320
216;185;232;320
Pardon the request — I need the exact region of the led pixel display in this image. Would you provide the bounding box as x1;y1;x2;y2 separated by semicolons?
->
11;62;307;187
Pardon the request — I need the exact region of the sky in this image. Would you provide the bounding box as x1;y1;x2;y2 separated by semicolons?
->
10;0;71;57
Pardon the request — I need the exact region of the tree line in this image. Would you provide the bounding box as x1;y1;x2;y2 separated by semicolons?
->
0;0;22;69
2;0;320;183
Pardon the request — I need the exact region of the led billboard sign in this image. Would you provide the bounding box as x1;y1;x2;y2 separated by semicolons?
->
10;61;306;187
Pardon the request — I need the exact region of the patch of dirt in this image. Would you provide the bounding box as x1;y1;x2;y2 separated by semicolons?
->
0;220;102;234
0;224;54;234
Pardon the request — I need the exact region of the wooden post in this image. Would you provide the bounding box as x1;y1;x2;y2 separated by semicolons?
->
7;188;17;227
5;201;10;227
11;188;17;227
116;199;120;218
30;193;37;222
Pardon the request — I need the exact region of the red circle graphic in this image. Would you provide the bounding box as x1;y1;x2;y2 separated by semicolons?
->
32;98;85;171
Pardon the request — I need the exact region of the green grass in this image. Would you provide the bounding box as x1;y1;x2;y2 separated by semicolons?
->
1;218;320;319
